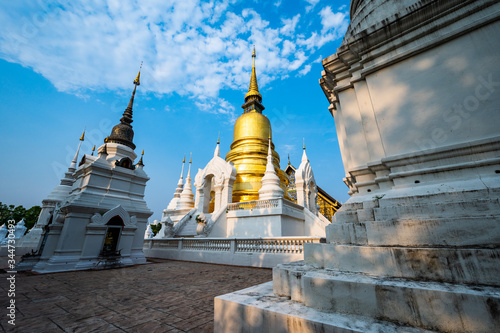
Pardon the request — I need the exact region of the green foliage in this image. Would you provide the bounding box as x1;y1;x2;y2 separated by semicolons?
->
150;223;162;236
0;202;42;231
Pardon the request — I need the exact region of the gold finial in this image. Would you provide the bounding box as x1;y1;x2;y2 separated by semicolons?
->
80;130;85;141
134;61;142;86
104;137;109;143
182;155;186;163
217;131;220;144
288;154;290;165
189;152;192;163
303;138;305;150
244;46;262;102
91;145;95;156
137;148;144;166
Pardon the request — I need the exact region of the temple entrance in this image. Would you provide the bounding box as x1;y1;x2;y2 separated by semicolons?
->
102;216;124;256
203;175;215;214
209;190;215;213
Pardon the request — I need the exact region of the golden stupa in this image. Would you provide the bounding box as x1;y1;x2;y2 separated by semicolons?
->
225;48;290;202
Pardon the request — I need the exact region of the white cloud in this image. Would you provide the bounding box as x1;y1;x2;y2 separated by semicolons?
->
280;14;300;36
304;0;320;13
281;40;296;57
280;144;296;154
319;6;348;34
0;0;348;120
298;64;311;76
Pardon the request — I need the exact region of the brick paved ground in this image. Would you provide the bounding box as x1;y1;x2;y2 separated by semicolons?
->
0;259;272;332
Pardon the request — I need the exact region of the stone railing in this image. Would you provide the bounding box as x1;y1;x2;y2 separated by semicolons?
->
171;208;197;235
227;199;281;211
203;205;227;236
145;236;324;254
236;238;313;254
144;236;325;268
182;238;231;251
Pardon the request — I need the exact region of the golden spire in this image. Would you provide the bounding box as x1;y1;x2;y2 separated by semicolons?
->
134;61;142;85
80;130;85;141
91;145;95;156
244;46;262;103
137;149;144;166
303;138;306;150
183;155;186;163
189;152;192;163
217;131;220;144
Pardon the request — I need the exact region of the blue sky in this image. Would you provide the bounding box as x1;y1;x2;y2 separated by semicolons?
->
0;0;350;222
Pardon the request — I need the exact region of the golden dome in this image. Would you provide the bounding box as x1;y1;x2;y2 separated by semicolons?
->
233;112;271;143
226;114;290;202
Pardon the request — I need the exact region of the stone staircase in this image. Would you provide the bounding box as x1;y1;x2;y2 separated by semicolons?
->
272;186;500;332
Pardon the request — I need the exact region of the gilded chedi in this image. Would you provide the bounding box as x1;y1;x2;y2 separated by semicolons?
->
225;48;290;202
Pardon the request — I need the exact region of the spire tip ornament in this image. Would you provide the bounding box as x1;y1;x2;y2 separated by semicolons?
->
244;46;262;105
134;61;142;86
137;148;144;166
105;63;143;149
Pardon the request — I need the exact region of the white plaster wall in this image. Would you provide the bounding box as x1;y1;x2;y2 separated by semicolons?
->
227;215;282;237
144;247;305;268
280;217;304;236
54;214;90;255
206;211;228;237
337;88;370;170
366;21;500;159
304;209;328;237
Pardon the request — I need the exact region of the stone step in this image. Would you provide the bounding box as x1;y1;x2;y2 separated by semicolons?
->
273;263;500;333
304;243;500;286
216;281;436;333
177;219;197;236
334;198;500;225
326;216;500;247
374;199;500;221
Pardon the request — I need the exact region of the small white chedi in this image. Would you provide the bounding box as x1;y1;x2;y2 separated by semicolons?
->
20;68;153;273
215;1;500;332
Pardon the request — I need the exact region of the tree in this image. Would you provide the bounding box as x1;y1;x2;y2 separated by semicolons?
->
0;202;42;231
150;223;162;236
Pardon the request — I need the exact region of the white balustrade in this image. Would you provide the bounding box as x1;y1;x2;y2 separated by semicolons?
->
227;199;281;211
147;237;322;254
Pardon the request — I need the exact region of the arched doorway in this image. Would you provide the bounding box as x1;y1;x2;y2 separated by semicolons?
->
309;181;317;213
203;175;215;214
102;216;124;256
208;190;216;213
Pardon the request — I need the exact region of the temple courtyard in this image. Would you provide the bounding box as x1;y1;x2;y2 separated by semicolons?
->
0;259;271;332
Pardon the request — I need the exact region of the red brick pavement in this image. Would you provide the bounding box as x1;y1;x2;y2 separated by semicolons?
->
0;259;272;332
